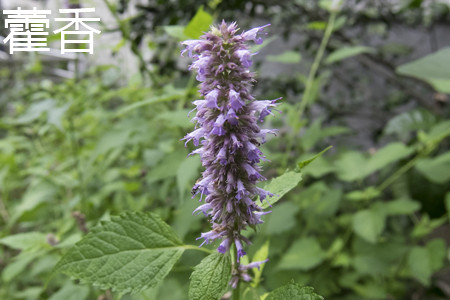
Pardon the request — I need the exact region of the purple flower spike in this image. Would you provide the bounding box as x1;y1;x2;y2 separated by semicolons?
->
181;21;280;286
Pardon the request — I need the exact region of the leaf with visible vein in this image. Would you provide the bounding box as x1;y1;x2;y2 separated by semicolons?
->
54;212;185;294
189;252;231;300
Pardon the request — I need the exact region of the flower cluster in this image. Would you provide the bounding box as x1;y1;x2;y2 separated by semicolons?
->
182;21;279;275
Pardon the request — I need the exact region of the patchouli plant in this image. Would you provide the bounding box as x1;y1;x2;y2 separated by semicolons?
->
52;20;323;300
182;21;280;287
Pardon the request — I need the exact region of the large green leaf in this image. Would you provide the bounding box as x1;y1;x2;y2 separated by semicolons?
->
396;48;450;93
258;171;303;209
54;212;185;294
266;282;324;300
188;252;231;300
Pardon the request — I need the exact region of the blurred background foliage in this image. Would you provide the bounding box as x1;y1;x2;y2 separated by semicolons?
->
0;0;449;299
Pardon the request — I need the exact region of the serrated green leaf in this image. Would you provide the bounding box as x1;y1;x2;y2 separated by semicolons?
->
278;238;326;271
258;171;303;209
54;212;185;294
266;282;324;300
298;146;332;169
325;46;375;65
266;51;302;64
189;252;231;300
396;47;450;93
184;6;213;39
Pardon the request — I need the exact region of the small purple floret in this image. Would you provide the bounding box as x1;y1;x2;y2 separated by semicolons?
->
181;21;279;276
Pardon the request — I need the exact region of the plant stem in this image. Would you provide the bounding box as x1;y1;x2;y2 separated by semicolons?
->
282;8;339;168
296;9;338;123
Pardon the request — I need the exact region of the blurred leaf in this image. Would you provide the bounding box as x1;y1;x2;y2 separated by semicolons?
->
335;151;367;182
177;156;201;201
384;109;437;140
352;206;386;243
365;142;413;174
147;150;186;183
164;25;188;40
385;198;421;215
278;238;326;270
48;282;89;300
54;212;185;294
346;187;381;201
307;21;327;30
188;252;231;300
265;202;300;235
408;247;432;285
157;109;193;129
267;51;301;64
426;239;447;272
396;47;450;93
2;251;42;282
11;99;55;124
266;282;323;300
184;6;213;39
325;46;375;65
412;215;447;238
251;240;269;288
258;171;303;209
298;146;332;169
415;152;450;184
0;232;48;251
336;143;412;182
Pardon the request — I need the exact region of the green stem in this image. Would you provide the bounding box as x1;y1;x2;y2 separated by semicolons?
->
282;8;339;168
296;10;337;123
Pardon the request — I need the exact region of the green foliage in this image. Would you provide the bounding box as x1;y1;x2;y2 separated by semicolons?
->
54;212;185;294
258;171;303;209
396;47;450;93
188;252;231;300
